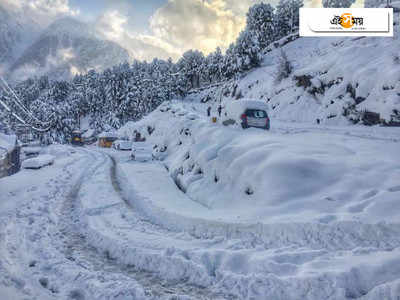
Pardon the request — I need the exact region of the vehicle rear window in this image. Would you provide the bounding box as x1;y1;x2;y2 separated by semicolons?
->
245;109;267;118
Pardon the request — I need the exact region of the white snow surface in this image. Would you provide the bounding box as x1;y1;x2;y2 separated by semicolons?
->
115;100;400;299
119;101;400;224
1;104;400;299
131;142;153;162
2;30;400;299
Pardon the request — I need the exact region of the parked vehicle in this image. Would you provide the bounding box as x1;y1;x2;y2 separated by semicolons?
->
22;147;41;158
98;132;119;148
131;142;153;162
223;99;270;130
71;131;84;146
112;140;132;151
22;154;54;169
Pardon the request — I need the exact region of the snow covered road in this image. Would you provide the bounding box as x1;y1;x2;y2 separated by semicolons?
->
1;114;400;299
0;147;234;299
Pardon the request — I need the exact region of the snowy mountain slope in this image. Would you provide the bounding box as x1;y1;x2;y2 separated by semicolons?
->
8;17;131;81
188;24;400;126
0;5;41;69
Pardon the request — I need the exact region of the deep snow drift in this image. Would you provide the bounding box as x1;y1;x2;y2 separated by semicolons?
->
118;101;400;224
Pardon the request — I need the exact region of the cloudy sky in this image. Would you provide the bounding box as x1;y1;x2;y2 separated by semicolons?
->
2;0;364;61
74;0;270;61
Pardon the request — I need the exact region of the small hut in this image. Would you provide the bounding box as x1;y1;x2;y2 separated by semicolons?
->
98;132;118;148
0;133;21;178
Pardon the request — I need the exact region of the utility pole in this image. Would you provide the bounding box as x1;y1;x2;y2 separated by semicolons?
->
291;0;294;33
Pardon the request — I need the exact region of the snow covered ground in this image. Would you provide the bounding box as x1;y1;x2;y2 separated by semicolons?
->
184;23;400;126
1;100;400;299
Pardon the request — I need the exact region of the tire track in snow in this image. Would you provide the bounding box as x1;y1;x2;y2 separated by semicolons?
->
105;150;400;299
66;149;235;300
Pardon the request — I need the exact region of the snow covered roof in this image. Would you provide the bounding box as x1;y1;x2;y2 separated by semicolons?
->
226;99;268;109
225;99;269;118
98;131;118;138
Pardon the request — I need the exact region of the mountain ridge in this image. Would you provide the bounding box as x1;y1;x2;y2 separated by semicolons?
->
0;12;131;81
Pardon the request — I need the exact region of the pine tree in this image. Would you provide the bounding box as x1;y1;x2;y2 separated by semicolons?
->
323;0;356;7
275;0;303;39
275;50;293;82
364;0;386;7
246;3;275;49
234;30;262;71
177;50;205;90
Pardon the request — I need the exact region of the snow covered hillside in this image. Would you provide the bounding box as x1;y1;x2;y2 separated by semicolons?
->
0;0;131;82
190;25;400;127
8;17;130;81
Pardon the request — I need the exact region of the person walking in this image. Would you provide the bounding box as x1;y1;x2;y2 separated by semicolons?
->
207;106;211;117
217;105;222;117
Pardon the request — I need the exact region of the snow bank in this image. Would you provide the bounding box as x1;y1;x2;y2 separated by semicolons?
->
119;101;400;225
22;154;54;169
114;107;400;299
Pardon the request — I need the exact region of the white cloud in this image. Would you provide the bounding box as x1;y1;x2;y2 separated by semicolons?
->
95;10;180;61
59;48;75;62
97;0;323;61
149;0;247;56
96;0;261;62
96;10;127;41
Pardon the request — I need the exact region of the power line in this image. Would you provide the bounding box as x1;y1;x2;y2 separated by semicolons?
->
0;76;54;126
0;76;54;132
